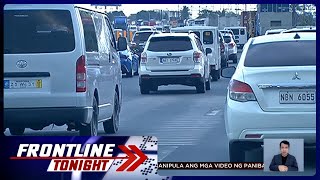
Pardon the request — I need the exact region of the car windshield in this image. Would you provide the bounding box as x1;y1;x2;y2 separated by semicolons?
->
244;40;316;67
133;32;153;42
147;36;193;51
4;10;75;54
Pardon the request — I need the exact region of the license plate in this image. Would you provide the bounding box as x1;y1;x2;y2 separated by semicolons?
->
4;79;42;89
160;57;180;64
279;91;316;104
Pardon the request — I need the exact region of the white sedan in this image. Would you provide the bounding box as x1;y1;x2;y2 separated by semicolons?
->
221;32;316;162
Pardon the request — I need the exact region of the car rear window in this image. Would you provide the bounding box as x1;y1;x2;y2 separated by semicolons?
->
231;29;239;35
203;31;213;44
133;32;153;42
244;41;316;67
223;36;232;43
4;10;75;54
147;36;193;52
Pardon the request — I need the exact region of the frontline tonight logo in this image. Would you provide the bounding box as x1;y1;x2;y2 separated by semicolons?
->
10;144;147;172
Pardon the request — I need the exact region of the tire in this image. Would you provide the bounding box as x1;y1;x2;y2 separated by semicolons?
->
9;128;25;136
196;79;205;93
134;71;139;76
151;85;158;91
205;79;211;90
211;70;219;82
126;68;133;77
140;84;150;94
229;141;246;162
103;92;120;134
233;55;237;64
79;96;98;136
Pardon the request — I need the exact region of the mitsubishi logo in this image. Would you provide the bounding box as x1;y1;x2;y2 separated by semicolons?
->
167;53;172;56
292;72;301;80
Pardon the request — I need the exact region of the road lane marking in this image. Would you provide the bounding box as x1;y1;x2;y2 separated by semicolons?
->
205;110;220;116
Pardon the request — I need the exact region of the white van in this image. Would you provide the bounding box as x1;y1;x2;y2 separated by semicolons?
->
171;26;221;81
224;27;247;49
4;4;127;135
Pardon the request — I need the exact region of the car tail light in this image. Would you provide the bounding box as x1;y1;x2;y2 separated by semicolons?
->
141;52;147;64
229;79;256;102
228;42;235;48
193;51;201;63
76;55;86;92
220;43;225;52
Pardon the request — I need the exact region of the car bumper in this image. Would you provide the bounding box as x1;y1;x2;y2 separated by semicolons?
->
139;74;204;86
121;60;132;73
225;98;316;145
4;107;93;129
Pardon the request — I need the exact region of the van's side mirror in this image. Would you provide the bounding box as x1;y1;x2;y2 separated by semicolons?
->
117;37;128;51
221;66;236;78
205;48;212;56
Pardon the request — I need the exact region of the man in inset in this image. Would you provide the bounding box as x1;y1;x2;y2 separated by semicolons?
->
269;140;299;171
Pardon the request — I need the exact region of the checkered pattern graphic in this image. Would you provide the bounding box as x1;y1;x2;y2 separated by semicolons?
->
102;136;171;180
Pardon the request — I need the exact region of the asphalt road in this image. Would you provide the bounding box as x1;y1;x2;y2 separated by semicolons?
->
4;51;316;176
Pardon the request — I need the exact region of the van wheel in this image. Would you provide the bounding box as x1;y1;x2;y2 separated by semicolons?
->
79;97;98;136
103;92;120;134
140;85;150;94
151;85;158;91
205;79;211;90
126;69;133;77
9;128;25;135
211;70;219;82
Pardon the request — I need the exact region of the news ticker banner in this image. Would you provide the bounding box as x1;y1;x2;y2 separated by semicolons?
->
1;136;172;180
158;162;264;170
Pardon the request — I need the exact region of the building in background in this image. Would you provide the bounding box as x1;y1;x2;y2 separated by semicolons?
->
256;4;293;35
241;11;257;38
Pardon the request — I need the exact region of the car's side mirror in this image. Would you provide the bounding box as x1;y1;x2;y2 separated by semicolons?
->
205;48;212;56
221;66;236;78
117;37;128;51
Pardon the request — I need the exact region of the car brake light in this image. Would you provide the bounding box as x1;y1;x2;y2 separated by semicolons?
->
220;44;225;52
228;42;235;48
193;51;201;63
76;55;86;92
229;79;256;102
141;52;147;64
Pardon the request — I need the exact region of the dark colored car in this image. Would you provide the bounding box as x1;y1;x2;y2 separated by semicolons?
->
219;32;228;68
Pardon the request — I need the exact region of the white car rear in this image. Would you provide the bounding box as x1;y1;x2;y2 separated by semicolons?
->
222;32;316;162
139;33;211;94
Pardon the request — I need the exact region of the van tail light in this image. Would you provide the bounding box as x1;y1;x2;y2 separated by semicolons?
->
228;42;235;48
76;55;86;92
229;79;256;102
193;51;201;63
141;52;147;64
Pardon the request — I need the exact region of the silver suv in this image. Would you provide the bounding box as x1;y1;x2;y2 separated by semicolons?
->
139;33;211;94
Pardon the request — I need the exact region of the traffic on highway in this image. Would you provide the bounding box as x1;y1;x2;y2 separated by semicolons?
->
3;4;316;175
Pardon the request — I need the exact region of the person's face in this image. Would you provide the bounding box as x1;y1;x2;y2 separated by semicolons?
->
280;143;289;156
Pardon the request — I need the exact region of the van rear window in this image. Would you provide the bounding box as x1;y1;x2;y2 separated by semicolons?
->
244;41;316;67
147;36;193;52
4;10;75;54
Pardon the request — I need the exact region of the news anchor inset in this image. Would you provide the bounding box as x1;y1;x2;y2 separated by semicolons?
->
269;140;298;171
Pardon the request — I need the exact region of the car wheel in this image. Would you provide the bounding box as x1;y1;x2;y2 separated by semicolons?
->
196;79;205;93
229;141;246;162
9;128;25;136
103;92;120;134
134;71;139;76
140;84;150;94
79;96;98;136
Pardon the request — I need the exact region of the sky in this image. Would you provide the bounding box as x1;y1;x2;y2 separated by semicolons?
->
78;4;258;18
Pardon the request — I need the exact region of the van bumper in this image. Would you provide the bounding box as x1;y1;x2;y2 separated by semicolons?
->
4;107;92;129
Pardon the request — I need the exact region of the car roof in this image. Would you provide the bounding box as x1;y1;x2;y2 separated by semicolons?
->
282;27;316;33
266;29;286;33
224;27;246;29
136;30;156;33
172;26;218;30
252;32;315;45
151;32;194;38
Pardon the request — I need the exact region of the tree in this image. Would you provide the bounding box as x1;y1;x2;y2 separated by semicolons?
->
180;6;190;20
